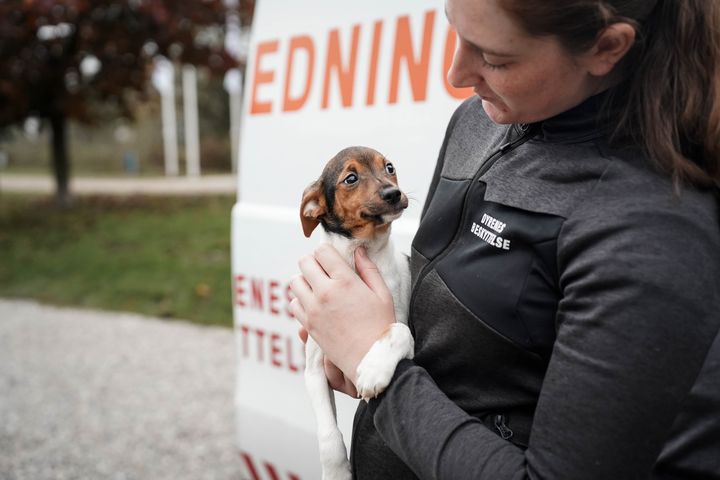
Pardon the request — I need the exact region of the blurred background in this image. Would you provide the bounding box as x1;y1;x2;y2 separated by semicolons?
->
0;0;255;325
1;1;468;478
1;1;256;478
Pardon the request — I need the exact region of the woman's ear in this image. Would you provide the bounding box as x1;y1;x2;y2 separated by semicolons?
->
585;22;637;76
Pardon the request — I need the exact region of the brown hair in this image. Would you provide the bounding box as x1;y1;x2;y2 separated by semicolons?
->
501;0;720;189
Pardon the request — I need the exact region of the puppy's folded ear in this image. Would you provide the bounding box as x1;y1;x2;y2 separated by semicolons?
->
300;181;327;237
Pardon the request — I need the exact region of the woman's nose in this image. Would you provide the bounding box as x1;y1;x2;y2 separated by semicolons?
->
447;38;480;89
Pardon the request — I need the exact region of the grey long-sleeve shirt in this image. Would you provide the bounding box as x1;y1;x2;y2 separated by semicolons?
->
350;94;720;479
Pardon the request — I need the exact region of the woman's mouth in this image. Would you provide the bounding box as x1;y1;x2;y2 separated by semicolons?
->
474;88;495;102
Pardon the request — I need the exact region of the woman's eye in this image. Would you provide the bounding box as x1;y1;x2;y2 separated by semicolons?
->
385;163;396;175
344;173;358;185
481;57;507;70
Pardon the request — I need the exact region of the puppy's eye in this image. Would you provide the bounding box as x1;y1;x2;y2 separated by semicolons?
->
385;163;396;175
343;173;358;185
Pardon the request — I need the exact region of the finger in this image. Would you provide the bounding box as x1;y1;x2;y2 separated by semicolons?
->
314;243;354;280
288;298;307;326
354;247;392;301
289;274;313;308
297;325;309;344
298;254;331;290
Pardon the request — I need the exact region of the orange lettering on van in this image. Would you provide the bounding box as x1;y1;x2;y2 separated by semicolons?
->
251;278;264;310
365;20;383;106
240;452;302;480
236;324;304;373
240;452;262;480
285;284;295;319
239;325;250;356
255;328;266;362
268;280;281;316
322;25;361;109
250;40;279;115
283;35;315;112
389;10;436;104
443;26;474;100
235;274;247;307
270;333;283;368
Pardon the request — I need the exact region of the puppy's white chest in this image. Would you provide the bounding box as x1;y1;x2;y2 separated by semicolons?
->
373;251;410;325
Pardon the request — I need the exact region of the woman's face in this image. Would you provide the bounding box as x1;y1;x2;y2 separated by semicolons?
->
446;0;604;124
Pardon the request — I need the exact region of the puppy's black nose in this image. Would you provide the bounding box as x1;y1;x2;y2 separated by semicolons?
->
380;186;401;205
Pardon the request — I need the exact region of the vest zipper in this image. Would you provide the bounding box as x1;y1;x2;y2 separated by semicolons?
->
494;414;514;440
408;123;538;334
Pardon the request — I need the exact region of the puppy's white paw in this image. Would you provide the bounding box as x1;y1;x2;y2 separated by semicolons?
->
355;323;414;401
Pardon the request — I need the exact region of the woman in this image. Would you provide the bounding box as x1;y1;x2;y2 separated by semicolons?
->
290;0;720;478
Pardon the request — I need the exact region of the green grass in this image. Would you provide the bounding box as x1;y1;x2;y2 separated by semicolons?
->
0;193;235;327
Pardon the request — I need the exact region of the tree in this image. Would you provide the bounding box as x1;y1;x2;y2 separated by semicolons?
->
0;0;252;205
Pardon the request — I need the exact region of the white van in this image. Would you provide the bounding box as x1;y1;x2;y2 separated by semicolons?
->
231;1;470;477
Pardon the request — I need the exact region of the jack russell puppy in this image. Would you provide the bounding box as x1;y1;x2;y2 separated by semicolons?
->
299;146;414;480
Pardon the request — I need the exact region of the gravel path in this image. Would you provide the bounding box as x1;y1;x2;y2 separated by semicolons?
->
0;299;244;480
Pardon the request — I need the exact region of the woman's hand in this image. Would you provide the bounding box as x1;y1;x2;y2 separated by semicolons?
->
289;244;396;385
298;326;359;398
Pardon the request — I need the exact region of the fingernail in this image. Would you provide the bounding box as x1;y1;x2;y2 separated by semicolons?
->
357;246;366;258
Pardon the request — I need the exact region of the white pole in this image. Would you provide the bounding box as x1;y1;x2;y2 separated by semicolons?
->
161;86;179;176
152;59;179;176
230;90;241;173
182;64;201;177
224;69;243;173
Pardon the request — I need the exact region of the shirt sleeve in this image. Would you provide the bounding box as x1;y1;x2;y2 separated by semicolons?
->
367;179;720;480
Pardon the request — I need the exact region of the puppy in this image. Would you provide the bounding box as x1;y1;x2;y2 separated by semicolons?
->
300;146;414;480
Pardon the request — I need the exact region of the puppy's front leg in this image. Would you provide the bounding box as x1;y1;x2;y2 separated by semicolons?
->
355;322;414;401
305;337;352;480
